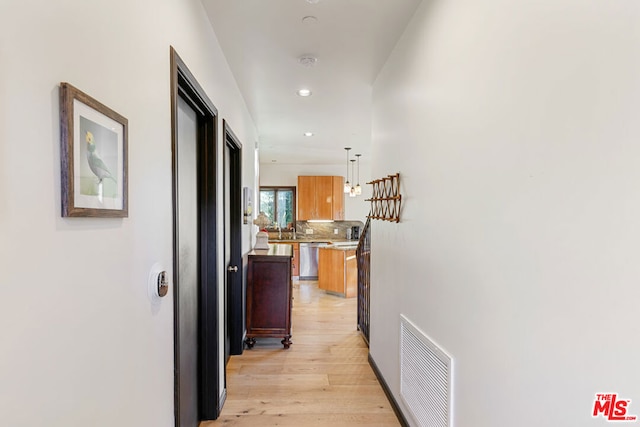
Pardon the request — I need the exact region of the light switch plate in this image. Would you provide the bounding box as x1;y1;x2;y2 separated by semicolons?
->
305;229;313;234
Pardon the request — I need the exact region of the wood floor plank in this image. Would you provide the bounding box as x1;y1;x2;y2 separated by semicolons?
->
328;373;380;386
238;362;374;376
220;398;395;415
228;373;330;387
241;384;389;400
203;281;400;427
202;413;401;427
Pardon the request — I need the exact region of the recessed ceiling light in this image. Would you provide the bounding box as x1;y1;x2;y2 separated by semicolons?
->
302;15;318;25
304;132;314;137
306;0;320;4
298;55;317;67
297;89;312;97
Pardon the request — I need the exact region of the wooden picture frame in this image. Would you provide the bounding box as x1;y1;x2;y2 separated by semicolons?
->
60;82;128;217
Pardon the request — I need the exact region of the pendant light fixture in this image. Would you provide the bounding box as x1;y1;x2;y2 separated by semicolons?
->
355;154;362;195
349;159;357;197
344;147;352;193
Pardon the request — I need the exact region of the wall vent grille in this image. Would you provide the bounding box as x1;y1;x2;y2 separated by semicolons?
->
400;315;453;427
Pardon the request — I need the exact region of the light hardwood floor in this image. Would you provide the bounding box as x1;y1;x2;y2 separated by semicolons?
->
202;280;401;427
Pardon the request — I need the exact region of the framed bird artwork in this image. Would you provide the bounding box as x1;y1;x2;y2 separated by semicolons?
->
59;82;128;217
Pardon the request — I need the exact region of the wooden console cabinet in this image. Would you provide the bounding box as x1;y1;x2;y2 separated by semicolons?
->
245;244;293;349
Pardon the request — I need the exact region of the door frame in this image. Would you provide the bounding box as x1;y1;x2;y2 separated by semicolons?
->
170;46;224;422
223;120;244;357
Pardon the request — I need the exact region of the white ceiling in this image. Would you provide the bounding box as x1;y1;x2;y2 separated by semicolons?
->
202;0;421;165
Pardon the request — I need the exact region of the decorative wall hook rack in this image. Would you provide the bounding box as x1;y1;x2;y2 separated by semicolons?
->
366;173;401;223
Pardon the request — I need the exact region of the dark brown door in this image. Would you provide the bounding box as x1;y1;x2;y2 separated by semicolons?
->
171;47;222;424
175;96;199;427
224;120;244;359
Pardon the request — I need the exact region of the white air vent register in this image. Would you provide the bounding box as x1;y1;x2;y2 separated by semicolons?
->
400;315;454;427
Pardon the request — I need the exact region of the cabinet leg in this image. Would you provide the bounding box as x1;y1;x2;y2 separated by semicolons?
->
281;335;292;349
245;337;256;349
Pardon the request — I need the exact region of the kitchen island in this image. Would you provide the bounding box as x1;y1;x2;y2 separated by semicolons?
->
268;238;357;280
318;244;358;298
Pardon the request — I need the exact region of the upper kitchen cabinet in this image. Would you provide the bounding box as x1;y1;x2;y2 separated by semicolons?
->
332;176;345;220
297;176;345;221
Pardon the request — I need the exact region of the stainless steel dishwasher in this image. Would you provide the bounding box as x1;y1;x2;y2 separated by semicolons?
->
299;242;329;279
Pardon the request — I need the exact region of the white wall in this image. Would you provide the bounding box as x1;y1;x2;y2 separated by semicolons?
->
371;1;640;426
260;163;371;221
0;0;257;426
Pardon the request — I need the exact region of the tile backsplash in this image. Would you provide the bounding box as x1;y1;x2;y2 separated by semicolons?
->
268;220;365;240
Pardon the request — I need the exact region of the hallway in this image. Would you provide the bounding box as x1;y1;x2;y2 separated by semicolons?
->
203;281;400;426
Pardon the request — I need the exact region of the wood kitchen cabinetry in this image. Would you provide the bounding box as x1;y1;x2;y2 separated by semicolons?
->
245;244;293;349
291;242;300;278
331;176;345;220
297;176;344;220
318;247;357;298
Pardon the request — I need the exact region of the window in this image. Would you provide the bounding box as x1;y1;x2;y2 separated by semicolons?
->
259;187;296;230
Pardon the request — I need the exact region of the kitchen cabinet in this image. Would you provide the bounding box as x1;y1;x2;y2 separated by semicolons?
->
318;247;357;298
331;176;345;220
291;242;300;278
297;176;344;220
245;244;293;349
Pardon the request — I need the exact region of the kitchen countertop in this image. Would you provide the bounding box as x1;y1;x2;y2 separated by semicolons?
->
322;244;358;251
268;238;357;244
267;239;358;251
249;243;293;257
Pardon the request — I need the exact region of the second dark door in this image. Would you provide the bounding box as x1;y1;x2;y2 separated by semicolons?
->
223;120;244;360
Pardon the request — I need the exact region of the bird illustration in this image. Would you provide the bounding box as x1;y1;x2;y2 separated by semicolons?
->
85;131;115;184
